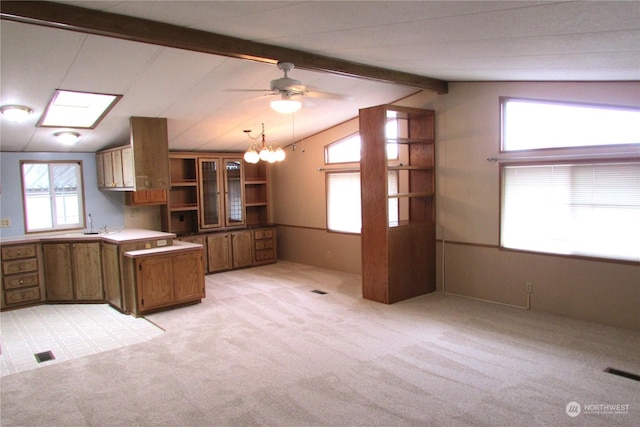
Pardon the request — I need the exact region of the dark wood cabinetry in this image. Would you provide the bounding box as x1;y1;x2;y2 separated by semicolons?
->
125;245;205;316
43;242;103;301
1;243;44;308
97;117;170;191
360;105;436;304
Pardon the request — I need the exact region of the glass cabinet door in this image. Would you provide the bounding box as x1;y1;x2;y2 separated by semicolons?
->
198;158;222;229
224;158;245;227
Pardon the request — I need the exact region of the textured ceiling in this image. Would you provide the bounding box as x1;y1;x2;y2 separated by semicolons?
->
1;1;638;153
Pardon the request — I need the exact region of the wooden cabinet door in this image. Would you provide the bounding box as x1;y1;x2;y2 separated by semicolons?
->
103;151;114;188
72;242;103;300
137;256;174;311
102;243;122;309
121;146;134;187
43;244;74;301
173;251;204;303
130;117;170;189
96;153;105;188
112;149;124;187
207;233;231;272
231;231;252;269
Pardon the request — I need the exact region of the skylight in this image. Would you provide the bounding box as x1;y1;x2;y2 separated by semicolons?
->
38;89;121;129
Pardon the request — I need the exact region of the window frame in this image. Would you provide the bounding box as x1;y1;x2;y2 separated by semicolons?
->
20;160;87;234
499;96;640;154
498;96;640;264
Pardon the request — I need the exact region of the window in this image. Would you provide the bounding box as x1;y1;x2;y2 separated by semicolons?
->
21;161;85;233
325;125;401;233
326;171;399;233
326;172;361;233
500;98;640;262
501;98;640;151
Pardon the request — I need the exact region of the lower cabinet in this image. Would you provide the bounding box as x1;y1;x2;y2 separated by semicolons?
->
206;230;253;273
126;246;205;316
43;242;103;301
1;243;44;309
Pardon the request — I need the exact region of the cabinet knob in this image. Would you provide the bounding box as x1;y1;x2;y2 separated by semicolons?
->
17;250;21;255
19;279;24;284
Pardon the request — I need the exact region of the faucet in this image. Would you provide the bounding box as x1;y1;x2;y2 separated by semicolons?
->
87;213;94;233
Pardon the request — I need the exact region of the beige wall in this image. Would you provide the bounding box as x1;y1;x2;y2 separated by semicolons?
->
273;81;640;331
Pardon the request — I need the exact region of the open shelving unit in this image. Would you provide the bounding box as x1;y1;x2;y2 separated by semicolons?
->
360;104;436;304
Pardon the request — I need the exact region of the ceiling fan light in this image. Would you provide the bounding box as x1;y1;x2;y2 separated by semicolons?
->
1;105;33;122
270;99;301;114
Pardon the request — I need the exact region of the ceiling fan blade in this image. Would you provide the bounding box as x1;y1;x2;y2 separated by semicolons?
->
304;90;352;101
224;89;276;93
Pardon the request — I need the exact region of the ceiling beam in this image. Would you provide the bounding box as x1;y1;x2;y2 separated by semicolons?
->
1;1;448;94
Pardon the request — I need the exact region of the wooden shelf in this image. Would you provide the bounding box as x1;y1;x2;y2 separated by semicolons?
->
388;192;434;198
170;180;198;186
386;137;435;145
170;204;198;211
360;104;436;304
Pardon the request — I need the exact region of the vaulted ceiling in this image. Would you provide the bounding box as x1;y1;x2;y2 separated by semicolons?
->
1;1;638;153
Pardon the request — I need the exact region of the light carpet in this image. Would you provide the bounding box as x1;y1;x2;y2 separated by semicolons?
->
0;261;638;426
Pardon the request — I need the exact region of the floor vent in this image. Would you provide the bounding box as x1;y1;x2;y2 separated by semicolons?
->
604;367;640;382
34;351;55;363
311;290;327;295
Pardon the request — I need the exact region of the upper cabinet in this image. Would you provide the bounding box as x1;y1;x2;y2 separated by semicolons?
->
163;153;262;235
97;117;170;191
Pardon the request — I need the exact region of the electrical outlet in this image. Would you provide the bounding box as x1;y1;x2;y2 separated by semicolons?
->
0;218;11;228
525;281;533;294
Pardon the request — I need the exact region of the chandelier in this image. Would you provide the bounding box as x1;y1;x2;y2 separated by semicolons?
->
243;123;286;164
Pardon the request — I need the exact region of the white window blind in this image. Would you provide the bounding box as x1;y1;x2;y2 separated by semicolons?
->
501;162;640;261
327;172;361;233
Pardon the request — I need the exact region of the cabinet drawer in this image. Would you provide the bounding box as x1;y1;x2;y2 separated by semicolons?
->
4;272;39;290
1;244;37;260
2;258;38;275
254;239;274;250
255;249;274;261
254;229;273;240
5;286;41;305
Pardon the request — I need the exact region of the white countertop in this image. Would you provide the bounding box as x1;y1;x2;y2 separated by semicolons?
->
123;240;203;258
0;228;176;245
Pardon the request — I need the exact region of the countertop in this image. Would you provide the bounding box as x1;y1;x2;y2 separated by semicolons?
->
123;240;203;258
0;228;176;245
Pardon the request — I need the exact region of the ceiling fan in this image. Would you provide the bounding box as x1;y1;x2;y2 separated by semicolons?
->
231;62;352;113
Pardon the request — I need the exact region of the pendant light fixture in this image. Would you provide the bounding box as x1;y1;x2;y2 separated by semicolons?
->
243;123;285;164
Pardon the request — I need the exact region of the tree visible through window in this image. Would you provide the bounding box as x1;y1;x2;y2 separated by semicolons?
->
21;161;85;233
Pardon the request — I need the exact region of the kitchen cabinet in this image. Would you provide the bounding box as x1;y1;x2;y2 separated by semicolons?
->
124;243;205;316
206;227;276;273
125;189;168;206
97;117;170;191
162;153;251;235
206;233;231;272
253;228;277;265
1;243;44;309
43;242;103;301
176;234;207;272
231;230;252;269
360;104;436;304
103;238;174;314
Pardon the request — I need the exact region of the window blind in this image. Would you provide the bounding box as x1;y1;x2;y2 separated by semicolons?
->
501;161;640;261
